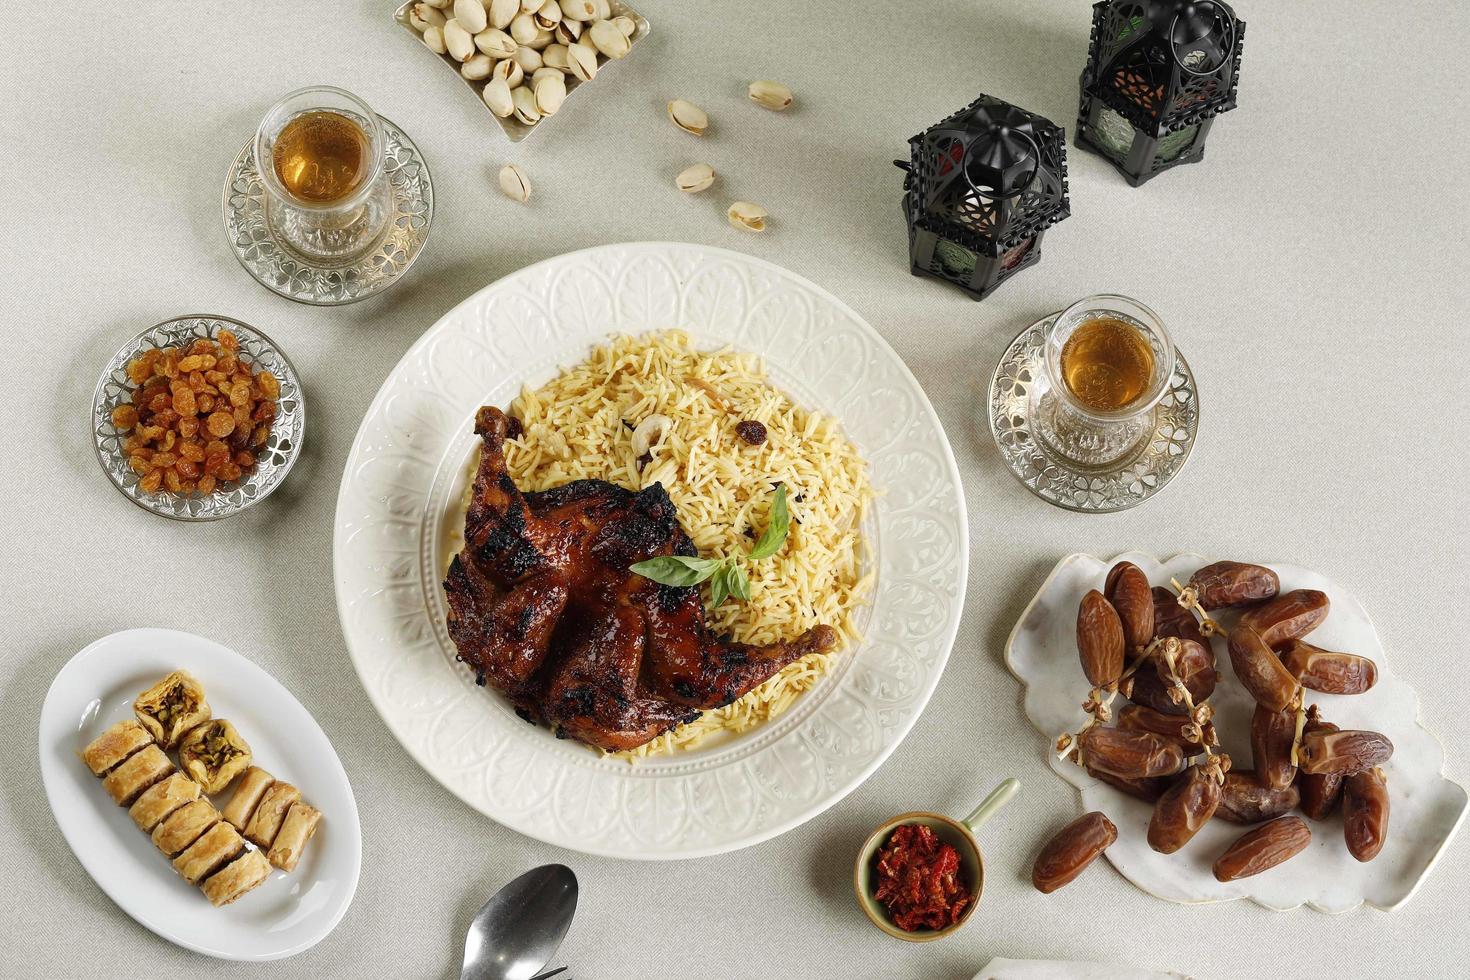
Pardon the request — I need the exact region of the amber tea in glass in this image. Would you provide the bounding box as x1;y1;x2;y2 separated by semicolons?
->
1059;315;1156;413
271;110;371;204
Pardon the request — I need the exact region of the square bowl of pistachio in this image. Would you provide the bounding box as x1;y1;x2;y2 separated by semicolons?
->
395;0;649;142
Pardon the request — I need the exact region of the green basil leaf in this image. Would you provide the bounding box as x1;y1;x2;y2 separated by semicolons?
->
630;555;722;587
727;562;752;602
708;564;730;608
747;483;790;561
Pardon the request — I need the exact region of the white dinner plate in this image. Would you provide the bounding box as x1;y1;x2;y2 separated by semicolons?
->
333;242;968;859
39;628;362;960
1007;553;1469;913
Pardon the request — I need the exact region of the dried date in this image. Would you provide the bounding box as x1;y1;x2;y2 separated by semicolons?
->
1127;638;1217;716
1078;727;1187;780
1077;590;1125;688
1187;561;1280;611
1085;764;1168;803
1104;562;1154;653
1118;703;1210;750
1250;703;1298;790
1297;706;1344;820
1032;811;1118;893
1237;589;1329;648
1212;815;1312;881
1298;729;1394;775
1343;767;1389;862
1217;770;1299;825
1151;587;1208;647
1148;764;1222;854
1227;624;1301;711
1280;641;1377;695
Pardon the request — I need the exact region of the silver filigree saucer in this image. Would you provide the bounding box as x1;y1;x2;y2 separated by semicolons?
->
988;313;1199;512
222;115;433;306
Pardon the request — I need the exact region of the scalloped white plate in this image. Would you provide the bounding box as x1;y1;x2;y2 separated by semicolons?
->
38;629;362;960
1006;552;1468;913
332;242;968;859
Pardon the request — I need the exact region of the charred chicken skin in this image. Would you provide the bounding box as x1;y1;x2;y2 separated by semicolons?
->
444;406;838;752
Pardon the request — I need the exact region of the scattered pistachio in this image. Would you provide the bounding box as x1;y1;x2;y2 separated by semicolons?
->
566;42;597;81
511;44;544;72
490;0;520;30
528;27;554;50
727;201;768;232
676;163;716;194
748;79;793;111
535;74;566;114
667;99;708;136
493;57;525;86
589;19;630;58
453;0;488;34
509;12;539;43
613;15;636;37
560;0;596;20
444;18;476;61
542;43;571;70
499;163;532;202
554;19;581;44
475;27;517;58
534;0;562;30
461;53;494;80
483;77;515;117
422;24;448;54
409;3;447;32
511;84;541;124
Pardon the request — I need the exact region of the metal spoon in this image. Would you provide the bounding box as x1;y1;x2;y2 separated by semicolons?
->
461;864;579;980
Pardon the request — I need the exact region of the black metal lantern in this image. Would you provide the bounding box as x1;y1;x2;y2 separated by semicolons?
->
897;94;1070;301
1076;0;1244;186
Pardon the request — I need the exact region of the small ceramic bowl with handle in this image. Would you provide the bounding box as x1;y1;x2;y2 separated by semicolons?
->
853;778;1020;942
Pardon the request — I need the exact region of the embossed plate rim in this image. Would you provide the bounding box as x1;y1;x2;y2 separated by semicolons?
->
332;242;968;859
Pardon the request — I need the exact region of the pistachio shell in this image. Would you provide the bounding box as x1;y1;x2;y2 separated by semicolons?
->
520;0;540;11
560;0;596;21
554;19;581;44
508;12;538;43
535;0;561;29
667;99;708;136
534;73;566;114
592;0;610;18
542;43;571;70
588;18;630;58
499;163;532;201
511;44;543;72
566;42;597;81
423;0;452;7
444;18;476;61
483;77;515;117
748;79;793;111
574;32;598;53
613;15;635;37
727;201;768;232
461;53;494;79
422;25;448;54
493;57;525;86
475;27;517;58
531;65;563;84
453;0;487;34
675;163;716;194
528;27;554;49
490;0;520;29
511;84;541;124
409;3;447;32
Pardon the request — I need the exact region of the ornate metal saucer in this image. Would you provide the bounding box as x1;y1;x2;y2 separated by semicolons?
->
222;115;433;306
988;312;1199;513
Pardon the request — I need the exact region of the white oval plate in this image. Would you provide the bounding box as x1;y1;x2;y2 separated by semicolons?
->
1006;553;1469;913
333;242;968;859
39;628;362;960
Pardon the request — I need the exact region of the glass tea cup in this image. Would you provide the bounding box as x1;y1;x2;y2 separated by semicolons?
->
254;86;392;264
1036;294;1176;469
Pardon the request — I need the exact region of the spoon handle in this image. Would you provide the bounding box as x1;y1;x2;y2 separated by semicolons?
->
962;777;1020;833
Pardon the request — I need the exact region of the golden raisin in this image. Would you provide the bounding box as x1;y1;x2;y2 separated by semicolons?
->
151;452;177;469
128;455;150;476
233;451;256;469
176;459;200;479
178;417;200;439
206;411;235;437
197;473;217;494
173;388;196;416
126;358;151;384
217;462;243;482
197;393;215;413
218;329;239;352
111;404;139;429
178;355;205;372
164;467;183;493
252;424;270;447
179;441;205;462
138;470;163;494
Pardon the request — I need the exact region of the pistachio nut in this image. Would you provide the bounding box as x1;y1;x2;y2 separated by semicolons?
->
566;42;597;81
483;77;515;117
727;201;768;232
534;0;562;29
574;32;598;54
532;65;563;84
423;0;451;7
511;84;542;124
475;27;517;58
588;18;630;58
490;0;520;29
592;0;611;18
444;18;476;61
453;0;488;34
509;12;539;43
748;79;793;111
528;27;554;49
499;163;532;201
560;0;596;20
613;15;636;37
493;57;525;86
521;0;541;11
511;44;543;72
534;73;566;114
667;99;708;136
409;3;447;32
422;24;448;54
461;53;494;79
554;19;581;44
542;43;571;70
675;163;716;194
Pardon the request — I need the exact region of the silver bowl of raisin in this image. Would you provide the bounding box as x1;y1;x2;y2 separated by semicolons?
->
91;315;305;521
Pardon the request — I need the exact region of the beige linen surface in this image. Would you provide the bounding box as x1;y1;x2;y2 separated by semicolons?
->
2;2;1466;978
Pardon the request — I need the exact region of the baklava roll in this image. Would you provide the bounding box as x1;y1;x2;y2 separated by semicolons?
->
128;772;201;832
172;822;245;885
267;802;322;872
244;781;299;848
101;745;174;806
81;719;154;776
151;799;220;857
133;671;211;749
178;719;253;794
201;849;272;908
222;767;275;832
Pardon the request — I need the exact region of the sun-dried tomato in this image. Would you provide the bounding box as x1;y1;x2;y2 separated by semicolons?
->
872;823;972;932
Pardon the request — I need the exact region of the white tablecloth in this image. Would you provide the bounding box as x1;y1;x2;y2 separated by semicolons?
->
4;1;1466;977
